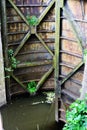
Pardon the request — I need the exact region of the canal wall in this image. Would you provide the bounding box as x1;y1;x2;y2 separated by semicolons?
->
0;26;6;107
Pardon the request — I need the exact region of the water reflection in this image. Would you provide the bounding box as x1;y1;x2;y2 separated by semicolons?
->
0;93;63;130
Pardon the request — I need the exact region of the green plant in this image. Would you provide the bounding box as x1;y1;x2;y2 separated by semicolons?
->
8;49;20;69
63;96;87;130
26;15;38;26
27;81;37;94
84;49;87;63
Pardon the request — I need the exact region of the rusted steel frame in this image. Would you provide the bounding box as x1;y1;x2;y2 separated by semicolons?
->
1;0;11;102
61;61;83;85
36;67;54;91
14;31;31;57
17;60;52;68
63;4;85;50
7;0;29;26
38;0;55;25
35;33;54;56
11;73;30;94
60;50;82;58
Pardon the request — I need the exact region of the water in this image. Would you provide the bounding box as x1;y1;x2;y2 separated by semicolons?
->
0;93;64;130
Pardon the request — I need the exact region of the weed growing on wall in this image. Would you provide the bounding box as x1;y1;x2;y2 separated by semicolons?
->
8;49;20;69
63;95;87;130
27;81;37;94
26;15;38;26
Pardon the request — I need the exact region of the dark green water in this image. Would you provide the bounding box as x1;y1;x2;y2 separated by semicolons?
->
0;94;63;130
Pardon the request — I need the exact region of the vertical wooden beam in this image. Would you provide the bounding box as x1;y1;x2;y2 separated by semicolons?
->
60;0;64;8
55;0;61;122
1;0;11;102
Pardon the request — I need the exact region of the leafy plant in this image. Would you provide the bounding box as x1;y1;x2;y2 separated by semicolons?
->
84;49;87;63
26;15;38;26
63;96;87;130
8;49;20;69
27;81;37;94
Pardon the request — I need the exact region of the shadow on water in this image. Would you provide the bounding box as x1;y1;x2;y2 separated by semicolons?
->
0;93;64;130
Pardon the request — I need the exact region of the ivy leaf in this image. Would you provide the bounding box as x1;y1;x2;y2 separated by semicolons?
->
63;95;87;130
26;15;38;26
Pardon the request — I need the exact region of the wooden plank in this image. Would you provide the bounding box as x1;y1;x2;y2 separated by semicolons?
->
60;62;75;69
55;0;61;96
16;52;52;62
35;33;54;56
14;65;51;75
38;0;55;24
55;0;61;122
61;54;82;66
7;0;29;26
61;61;83;85
62;89;78;100
11;73;30;94
17;60;52;68
14;31;31;56
60;0;64;8
60;50;82;58
63;3;85;49
1;0;11;102
63;80;81;96
80;0;85;19
36;67;54;90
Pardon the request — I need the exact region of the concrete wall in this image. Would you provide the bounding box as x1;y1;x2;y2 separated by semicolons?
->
0;27;6;107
